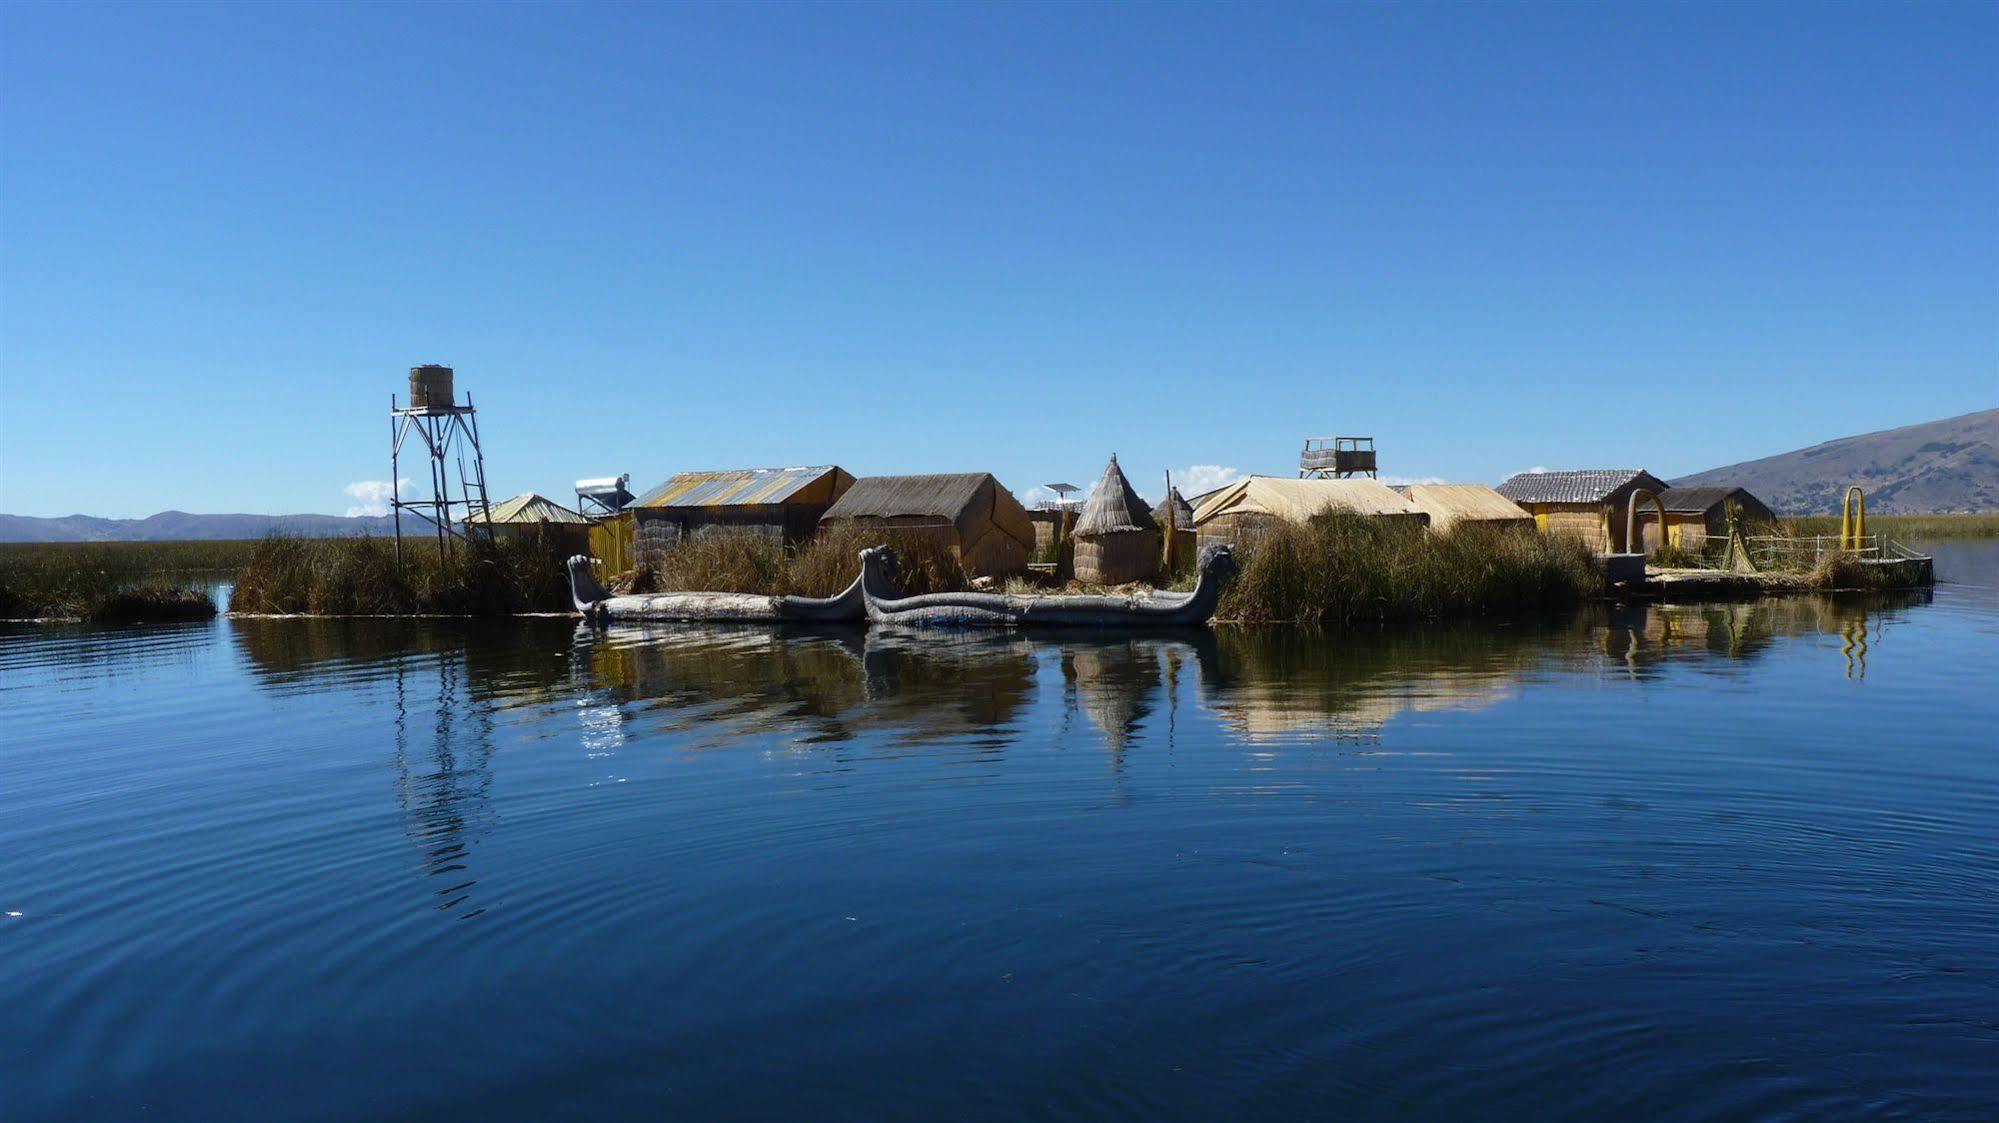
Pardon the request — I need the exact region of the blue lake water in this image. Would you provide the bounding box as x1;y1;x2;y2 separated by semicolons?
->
4;542;1996;1120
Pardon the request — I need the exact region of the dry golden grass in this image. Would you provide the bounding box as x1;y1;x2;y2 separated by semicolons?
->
1215;512;1603;626
644;525;971;599
1781;513;1999;540
230;530;574;615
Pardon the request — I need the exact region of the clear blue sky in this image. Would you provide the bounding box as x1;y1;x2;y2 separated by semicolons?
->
3;1;1993;518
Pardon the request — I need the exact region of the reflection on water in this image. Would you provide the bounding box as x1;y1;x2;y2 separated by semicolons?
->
577;625;1044;749
391;652;494;919
1593;593;1932;681
4;577;1997;1121
225;593;1942;761
1062;638;1169;757
211;593;1967;942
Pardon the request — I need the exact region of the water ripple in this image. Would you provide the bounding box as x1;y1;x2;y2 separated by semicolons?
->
4;559;1998;1119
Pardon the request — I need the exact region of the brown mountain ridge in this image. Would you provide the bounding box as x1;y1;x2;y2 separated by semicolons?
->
1673;407;1999;514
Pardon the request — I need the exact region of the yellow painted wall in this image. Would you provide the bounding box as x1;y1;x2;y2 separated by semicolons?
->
1638;514;1713;553
588;516;635;576
1536;507;1612;552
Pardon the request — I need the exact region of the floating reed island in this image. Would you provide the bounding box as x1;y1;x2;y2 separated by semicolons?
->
204;494;1933;625
560;512;1601;627
8;447;1947;626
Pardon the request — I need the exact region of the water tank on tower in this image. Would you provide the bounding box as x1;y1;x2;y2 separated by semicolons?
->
408;365;455;412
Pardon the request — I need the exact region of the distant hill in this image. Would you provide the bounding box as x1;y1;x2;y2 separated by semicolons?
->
1674;408;1999;514
0;510;398;543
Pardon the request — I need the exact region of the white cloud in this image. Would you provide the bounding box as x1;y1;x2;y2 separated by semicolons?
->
1171;464;1244;499
343;479;408;518
1379;474;1448;487
1017;484;1062;509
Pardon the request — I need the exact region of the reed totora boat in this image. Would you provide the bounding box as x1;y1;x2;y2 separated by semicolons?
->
569;544;1237;628
859;543;1236;628
567;554;867;623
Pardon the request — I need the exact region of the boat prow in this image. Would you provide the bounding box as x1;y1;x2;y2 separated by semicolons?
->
571;543;1236;629
567;554;868;624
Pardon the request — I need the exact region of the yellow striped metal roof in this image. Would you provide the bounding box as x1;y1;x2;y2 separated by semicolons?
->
635;466;847;509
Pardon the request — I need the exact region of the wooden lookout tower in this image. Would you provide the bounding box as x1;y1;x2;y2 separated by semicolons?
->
1299;435;1377;479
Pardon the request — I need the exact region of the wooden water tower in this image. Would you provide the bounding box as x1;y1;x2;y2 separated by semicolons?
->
391;364;495;562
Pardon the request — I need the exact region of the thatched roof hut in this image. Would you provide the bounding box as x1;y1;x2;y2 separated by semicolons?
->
1073;455;1159;584
1152;486;1198;570
1192;477;1428;548
1027;508;1070;560
820;473;1034;578
1151;487;1195;530
1401;483;1533;534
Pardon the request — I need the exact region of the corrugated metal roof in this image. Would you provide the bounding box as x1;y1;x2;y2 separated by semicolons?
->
636;466;848;509
1656;486;1751;513
469;492;591;525
1076;457;1158;536
1495;469;1664;504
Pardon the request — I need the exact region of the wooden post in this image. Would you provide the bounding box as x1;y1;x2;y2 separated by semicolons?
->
390;394;402;567
1162;470;1175;572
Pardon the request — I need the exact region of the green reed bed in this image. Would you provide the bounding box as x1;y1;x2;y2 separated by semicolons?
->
230;531;574;616
1215;512;1604;627
0;540;239;622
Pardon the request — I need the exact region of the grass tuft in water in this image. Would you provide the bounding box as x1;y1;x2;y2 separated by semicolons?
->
1794;552;1924;592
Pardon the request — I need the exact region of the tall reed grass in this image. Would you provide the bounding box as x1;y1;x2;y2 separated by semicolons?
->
1214;512;1603;626
1781;513;1999;540
643;524;970;598
0;541;227;621
230;530;573;615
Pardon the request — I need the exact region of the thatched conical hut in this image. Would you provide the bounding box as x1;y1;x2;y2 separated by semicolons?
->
1074;455;1160;585
1151;486;1196;570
